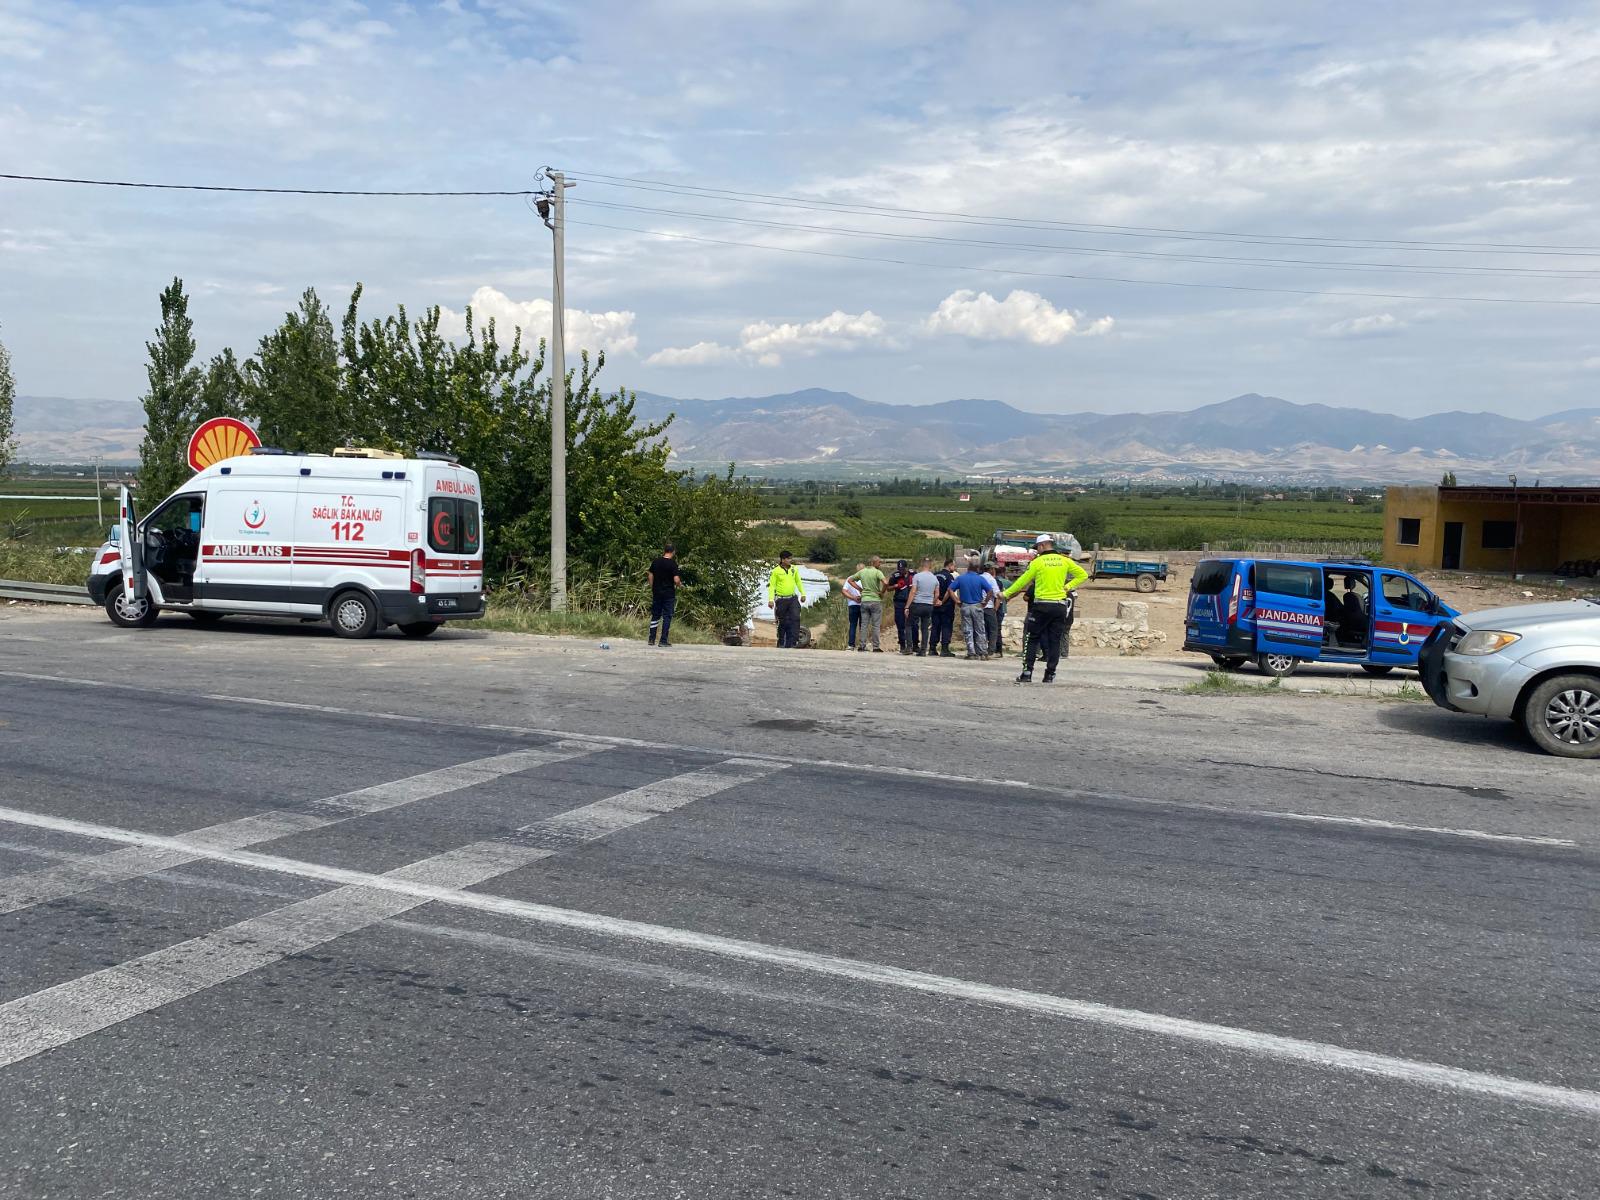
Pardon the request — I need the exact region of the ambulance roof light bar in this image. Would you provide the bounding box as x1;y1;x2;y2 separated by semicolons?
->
415;449;459;463
248;447;288;455
332;447;405;460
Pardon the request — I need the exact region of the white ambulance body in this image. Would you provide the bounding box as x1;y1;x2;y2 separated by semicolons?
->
87;449;485;638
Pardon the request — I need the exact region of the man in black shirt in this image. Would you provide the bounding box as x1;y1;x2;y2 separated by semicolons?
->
647;543;681;647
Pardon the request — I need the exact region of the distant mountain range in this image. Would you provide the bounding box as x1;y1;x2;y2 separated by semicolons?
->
632;389;1600;483
14;390;1600;483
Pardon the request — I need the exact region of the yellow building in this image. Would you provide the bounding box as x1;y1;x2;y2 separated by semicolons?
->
1384;485;1600;574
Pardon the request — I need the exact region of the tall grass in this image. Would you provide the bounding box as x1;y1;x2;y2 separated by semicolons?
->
0;543;93;586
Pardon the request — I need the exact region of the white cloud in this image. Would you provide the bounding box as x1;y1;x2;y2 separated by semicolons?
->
1580;356;1600;371
439;286;638;357
924;289;1112;345
1320;313;1405;339
645;341;739;367
648;309;888;367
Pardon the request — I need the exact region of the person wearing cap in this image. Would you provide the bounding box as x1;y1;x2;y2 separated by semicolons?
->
887;559;914;654
931;557;958;657
1002;533;1088;683
768;551;807;649
844;556;888;652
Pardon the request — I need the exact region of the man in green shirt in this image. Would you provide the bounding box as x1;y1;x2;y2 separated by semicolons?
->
845;556;888;652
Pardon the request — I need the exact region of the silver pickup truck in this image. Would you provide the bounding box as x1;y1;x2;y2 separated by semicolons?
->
1420;598;1600;758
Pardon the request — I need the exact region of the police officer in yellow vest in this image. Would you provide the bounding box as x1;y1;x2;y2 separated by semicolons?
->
1002;533;1088;683
768;550;807;648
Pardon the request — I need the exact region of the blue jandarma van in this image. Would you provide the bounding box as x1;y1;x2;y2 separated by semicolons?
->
1184;557;1457;677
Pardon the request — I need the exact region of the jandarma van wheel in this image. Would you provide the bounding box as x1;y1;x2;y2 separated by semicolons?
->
1257;652;1299;678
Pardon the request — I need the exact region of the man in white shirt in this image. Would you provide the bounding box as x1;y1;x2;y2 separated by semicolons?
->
841;564;863;650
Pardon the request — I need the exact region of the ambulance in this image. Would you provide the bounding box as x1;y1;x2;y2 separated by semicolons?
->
86;448;485;638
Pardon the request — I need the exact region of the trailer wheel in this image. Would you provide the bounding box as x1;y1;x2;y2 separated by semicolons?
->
1135;572;1157;593
105;582;158;628
398;621;440;638
1257;652;1299;678
329;590;379;639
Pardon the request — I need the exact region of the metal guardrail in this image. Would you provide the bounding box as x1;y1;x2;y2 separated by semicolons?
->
0;578;95;605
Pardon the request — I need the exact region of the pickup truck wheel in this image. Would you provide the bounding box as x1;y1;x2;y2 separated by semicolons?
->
1523;674;1600;759
1257;652;1299;678
1361;664;1394;677
105;583;158;628
398;621;440;638
1135;572;1157;593
329;590;379;639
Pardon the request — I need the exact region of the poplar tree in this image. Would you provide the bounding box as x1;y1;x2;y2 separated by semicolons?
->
136;278;203;499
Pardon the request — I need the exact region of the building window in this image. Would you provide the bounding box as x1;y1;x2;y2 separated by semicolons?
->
1482;520;1517;550
1396;517;1421;546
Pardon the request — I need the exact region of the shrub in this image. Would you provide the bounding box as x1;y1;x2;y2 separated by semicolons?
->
807;533;841;562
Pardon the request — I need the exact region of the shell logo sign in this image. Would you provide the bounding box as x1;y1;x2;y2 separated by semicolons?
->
188;417;262;472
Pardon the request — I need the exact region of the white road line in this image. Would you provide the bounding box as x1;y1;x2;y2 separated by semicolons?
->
0;669;1576;849
0;802;1594;1118
0;760;783;1069
0;741;608;917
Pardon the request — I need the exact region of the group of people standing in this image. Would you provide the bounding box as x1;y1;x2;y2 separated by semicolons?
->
837;534;1088;683
842;555;1002;660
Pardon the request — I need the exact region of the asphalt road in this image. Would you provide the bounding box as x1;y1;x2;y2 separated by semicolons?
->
1;607;1597;1198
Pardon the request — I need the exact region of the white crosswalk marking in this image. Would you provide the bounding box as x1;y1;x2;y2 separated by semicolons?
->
0;741;607;917
0;758;783;1069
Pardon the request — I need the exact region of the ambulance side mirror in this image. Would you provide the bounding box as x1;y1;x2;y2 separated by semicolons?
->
108;526;121;545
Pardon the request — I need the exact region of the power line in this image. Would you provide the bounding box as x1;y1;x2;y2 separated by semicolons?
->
0;172;535;196
565;217;1600;307
570;196;1600;280
567;171;1600;257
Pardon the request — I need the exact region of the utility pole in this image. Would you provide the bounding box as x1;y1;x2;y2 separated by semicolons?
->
538;168;577;611
93;456;103;528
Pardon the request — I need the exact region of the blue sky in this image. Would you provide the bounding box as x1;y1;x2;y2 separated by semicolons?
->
3;0;1599;417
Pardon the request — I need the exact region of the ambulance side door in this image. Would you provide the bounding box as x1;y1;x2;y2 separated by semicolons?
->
196;482;297;609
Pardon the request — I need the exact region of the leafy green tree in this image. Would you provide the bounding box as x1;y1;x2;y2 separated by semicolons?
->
1070;505;1108;547
244;288;344;451
198;348;246;421
137;278;203;500
0;326;16;472
1440;470;1457;487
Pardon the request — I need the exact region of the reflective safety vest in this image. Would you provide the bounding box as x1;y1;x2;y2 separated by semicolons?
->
1003;551;1087;603
769;564;804;599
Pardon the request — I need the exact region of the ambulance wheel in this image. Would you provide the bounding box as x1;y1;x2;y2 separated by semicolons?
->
189;611;225;625
1135;572;1157;593
105;583;158;628
398;621;440;638
329;590;379;639
1210;654;1248;671
1257;652;1299;678
1360;664;1394;677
